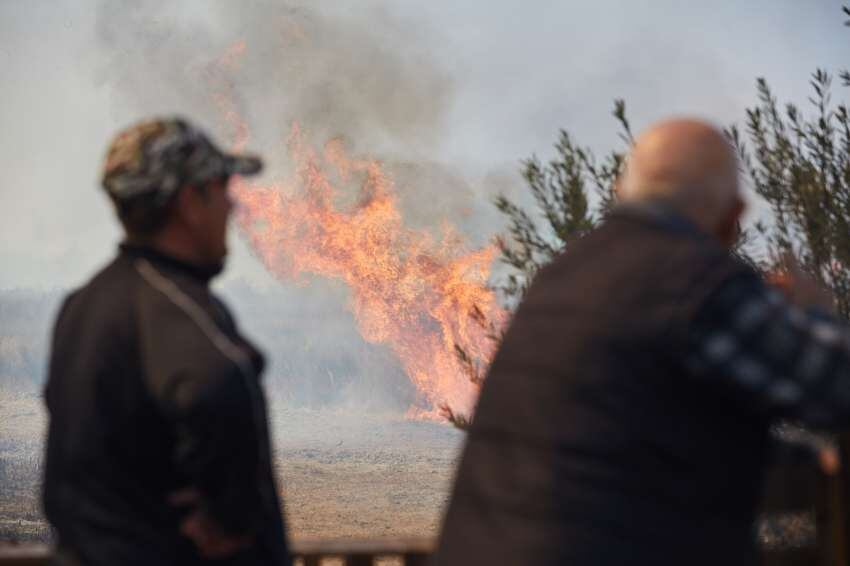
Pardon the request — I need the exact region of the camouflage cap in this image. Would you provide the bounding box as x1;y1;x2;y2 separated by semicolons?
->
101;117;262;204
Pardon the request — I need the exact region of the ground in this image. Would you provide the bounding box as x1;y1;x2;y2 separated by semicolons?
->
0;391;464;543
0;390;815;550
270;405;463;540
0;392;48;542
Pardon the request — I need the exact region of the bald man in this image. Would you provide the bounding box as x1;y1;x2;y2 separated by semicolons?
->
434;119;842;565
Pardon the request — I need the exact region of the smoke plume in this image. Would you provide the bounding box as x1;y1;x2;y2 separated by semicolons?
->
95;1;454;158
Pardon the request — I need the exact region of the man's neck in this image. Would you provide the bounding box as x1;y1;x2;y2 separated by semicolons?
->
122;235;223;282
125;231;204;267
617;198;719;242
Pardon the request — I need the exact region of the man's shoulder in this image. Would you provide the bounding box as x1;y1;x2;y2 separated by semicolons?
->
48;255;146;375
529;212;760;319
56;253;145;327
73;253;140;298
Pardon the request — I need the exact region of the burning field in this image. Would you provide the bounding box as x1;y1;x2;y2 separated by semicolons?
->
231;126;506;420
210;36;507;422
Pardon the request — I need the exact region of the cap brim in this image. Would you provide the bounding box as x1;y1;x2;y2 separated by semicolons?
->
225;154;263;176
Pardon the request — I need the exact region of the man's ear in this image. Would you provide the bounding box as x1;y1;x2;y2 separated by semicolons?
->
173;185;201;229
718;196;746;248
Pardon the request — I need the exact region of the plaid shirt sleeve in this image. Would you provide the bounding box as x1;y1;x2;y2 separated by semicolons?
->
686;272;850;428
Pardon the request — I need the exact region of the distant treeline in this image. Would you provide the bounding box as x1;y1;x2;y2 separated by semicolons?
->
0;289;63;392
0;282;415;410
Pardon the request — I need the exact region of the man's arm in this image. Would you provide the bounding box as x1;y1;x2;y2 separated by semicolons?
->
165;366;266;536
161;365;266;558
686;270;850;429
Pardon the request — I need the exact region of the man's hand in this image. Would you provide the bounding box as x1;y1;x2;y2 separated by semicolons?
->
819;447;841;476
767;254;835;314
168;488;254;559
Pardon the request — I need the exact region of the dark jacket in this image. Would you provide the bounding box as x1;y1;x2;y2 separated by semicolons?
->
43;244;290;566
434;204;767;566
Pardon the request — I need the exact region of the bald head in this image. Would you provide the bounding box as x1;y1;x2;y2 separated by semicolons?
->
619;118;743;246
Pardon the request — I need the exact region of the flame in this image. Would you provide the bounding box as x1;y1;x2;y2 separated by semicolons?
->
210;40;505;419
233;125;506;418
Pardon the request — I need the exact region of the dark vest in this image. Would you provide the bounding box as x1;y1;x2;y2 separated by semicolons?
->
434;204;769;566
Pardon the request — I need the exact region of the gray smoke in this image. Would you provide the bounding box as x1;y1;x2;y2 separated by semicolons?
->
93;0;499;250
95;0;454;159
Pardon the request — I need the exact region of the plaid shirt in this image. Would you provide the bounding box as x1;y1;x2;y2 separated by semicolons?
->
688;271;850;428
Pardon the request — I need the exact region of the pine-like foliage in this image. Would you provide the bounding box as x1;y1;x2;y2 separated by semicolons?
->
493;99;631;301
728;67;850;317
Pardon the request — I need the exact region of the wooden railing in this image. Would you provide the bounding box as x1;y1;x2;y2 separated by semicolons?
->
293;538;432;565
0;539;433;566
0;545;49;566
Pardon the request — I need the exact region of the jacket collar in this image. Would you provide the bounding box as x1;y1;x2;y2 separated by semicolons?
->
119;243;223;284
609;199;710;241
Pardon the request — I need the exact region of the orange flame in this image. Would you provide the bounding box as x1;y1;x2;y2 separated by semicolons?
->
233;125;507;418
210;40;505;419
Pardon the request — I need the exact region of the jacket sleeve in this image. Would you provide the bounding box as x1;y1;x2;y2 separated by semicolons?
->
686;271;850;429
167;363;267;535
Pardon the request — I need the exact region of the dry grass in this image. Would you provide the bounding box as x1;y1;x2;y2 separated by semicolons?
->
0;391;50;542
0;393;462;544
0;391;818;551
271;406;462;540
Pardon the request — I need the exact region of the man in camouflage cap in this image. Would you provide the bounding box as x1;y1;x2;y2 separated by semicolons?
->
43;118;291;565
101;117;262;264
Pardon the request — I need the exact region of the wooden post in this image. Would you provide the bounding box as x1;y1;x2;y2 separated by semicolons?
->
345;554;372;566
833;433;850;566
403;552;429;566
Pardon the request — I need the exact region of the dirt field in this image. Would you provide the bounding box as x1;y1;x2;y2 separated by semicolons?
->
0;391;464;543
0;392;49;542
1;390;814;551
271;407;463;540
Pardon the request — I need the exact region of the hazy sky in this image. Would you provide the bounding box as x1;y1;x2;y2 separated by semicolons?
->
0;0;847;291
